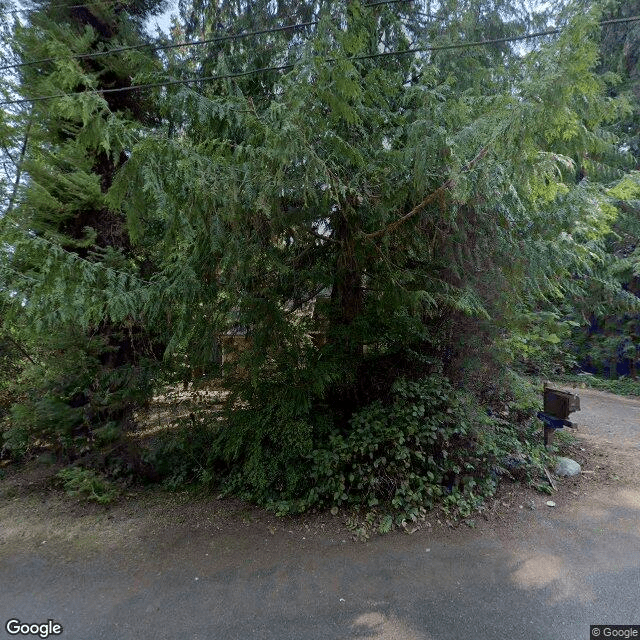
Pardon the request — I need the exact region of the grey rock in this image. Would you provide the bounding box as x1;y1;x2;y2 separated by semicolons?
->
555;456;581;477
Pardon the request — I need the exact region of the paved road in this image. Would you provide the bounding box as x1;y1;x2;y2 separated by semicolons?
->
2;387;639;640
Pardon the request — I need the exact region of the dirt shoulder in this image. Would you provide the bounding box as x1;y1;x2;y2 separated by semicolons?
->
550;384;640;484
1;384;638;561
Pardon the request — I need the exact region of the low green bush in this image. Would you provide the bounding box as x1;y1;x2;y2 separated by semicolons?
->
56;466;118;504
267;375;549;528
140;371;552;533
278;376;472;518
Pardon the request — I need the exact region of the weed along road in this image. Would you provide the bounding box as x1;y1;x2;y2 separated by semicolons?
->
1;387;639;640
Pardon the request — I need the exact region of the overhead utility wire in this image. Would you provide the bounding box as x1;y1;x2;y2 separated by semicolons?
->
0;21;316;71
0;0;414;72
4;0;412;16
3;15;640;107
1;62;296;105
2;0;408;14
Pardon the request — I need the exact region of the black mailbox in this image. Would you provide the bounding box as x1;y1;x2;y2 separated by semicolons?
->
539;384;580;446
543;387;580;419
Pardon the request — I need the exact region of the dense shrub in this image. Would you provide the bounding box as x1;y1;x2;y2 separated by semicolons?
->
283;376;473;515
141;418;220;490
149;372;544;529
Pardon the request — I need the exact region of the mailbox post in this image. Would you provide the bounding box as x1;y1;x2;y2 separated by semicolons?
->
537;383;580;447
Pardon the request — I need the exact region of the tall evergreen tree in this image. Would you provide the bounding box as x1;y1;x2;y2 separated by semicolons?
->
108;1;622;505
0;0;167;460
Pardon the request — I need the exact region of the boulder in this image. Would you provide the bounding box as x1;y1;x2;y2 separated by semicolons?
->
555;456;581;477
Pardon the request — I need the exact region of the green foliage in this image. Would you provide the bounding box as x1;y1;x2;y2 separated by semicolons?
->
10;398;84;448
553;428;579;450
107;3;624;427
140;371;551;531
142;418;218;490
2;0;635;522
555;373;640;397
261;375;543;526
0;313;30;447
0;0;168;462
555;0;640;379
111;2;625;516
216;401;318;504
478;417;550;483
499;370;543;416
56;466;118;504
562;178;640;378
502;311;579;376
292;377;463;516
1;325;158;461
2;423;29;460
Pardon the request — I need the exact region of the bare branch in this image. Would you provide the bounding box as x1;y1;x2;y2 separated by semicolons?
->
1;333;37;365
5;116;32;218
0;143;17;167
363;146;488;241
303;227;337;243
284;285;328;316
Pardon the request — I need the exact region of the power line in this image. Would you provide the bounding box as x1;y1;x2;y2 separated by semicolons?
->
0;21;318;72
365;0;416;5
1;0;413;15
0;0;414;72
360;27;564;59
599;15;640;27
2;15;640;107
1;62;295;105
0;21;315;72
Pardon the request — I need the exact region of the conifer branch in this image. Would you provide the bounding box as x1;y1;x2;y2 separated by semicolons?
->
284;285;329;316
1;143;17;167
303;227;337;243
363;147;488;241
2;333;37;365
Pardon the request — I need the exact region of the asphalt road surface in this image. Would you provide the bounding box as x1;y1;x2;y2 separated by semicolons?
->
1;386;639;640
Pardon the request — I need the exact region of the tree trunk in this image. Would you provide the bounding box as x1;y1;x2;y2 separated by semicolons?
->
331;213;363;354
